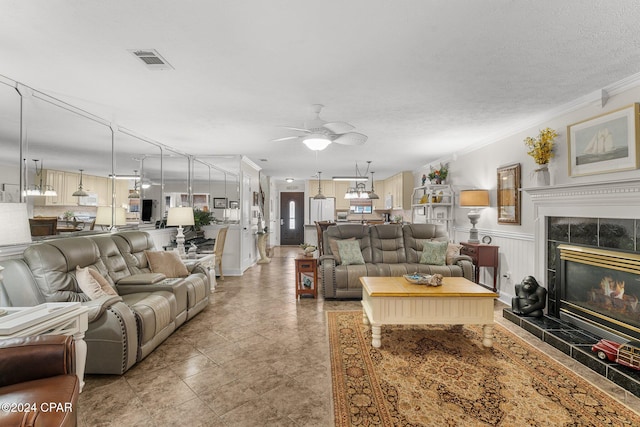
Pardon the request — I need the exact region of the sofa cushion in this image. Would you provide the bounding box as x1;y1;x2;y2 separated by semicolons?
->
446;243;463;265
145;250;189;278
420;241;448;265
112;232;156;275
337;240;365;265
75;266;117;299
403;224;449;263
370;224;406;264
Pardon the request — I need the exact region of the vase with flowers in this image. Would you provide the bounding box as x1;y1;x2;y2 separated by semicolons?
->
427;163;448;184
524;127;558;186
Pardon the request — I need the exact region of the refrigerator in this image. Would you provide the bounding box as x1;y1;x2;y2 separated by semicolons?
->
309;197;335;223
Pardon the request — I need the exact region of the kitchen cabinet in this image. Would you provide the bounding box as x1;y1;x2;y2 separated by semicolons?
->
319;180;335;198
371;180;385;211
384;171;413;209
334;181;350;210
35;170;80;206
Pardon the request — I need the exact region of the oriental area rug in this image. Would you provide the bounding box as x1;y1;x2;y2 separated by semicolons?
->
328;311;640;427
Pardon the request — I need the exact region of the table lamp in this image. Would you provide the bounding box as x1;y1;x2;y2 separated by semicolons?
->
167;207;195;258
459;189;490;243
95;206;127;231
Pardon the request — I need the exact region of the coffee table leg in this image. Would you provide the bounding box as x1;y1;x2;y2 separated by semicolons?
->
371;325;382;348
482;324;494;348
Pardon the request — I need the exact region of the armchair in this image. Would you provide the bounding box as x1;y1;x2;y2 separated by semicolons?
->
0;335;78;427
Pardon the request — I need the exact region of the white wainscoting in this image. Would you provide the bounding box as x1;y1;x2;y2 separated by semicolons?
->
454;226;534;305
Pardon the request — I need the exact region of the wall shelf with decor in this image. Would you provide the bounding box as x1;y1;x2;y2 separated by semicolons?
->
411;185;454;236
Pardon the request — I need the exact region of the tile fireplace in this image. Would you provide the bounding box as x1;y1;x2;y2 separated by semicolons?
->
505;179;640;397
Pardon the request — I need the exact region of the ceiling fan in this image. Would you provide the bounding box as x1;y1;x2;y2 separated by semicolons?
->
273;104;368;150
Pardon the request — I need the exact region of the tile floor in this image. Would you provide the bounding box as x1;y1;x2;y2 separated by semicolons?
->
78;246;640;426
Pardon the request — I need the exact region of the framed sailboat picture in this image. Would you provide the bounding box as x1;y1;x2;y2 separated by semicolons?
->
568;103;640;177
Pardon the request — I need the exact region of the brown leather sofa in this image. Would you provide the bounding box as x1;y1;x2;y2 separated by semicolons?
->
0;335;78;427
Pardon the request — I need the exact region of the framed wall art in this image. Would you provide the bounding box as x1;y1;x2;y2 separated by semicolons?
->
497;163;521;225
228;200;239;209
567;103;640;177
213;197;228;209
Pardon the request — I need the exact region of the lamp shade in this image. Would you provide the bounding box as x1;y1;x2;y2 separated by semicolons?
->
167;207;195;226
95;206;127;226
459;190;490;208
0;203;32;245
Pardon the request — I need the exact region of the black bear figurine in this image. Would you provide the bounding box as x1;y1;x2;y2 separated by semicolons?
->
511;276;547;318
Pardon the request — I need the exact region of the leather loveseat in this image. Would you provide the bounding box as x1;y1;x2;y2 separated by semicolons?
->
320;223;474;299
0;231;210;375
0;335;79;427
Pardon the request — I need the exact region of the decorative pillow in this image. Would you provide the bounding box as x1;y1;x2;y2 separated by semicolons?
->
328;237;355;264
144;250;189;278
336;239;365;266
446;243;463;265
76;265;118;299
420;241;448;265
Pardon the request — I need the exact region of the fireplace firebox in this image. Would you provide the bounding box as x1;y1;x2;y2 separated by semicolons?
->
557;244;640;341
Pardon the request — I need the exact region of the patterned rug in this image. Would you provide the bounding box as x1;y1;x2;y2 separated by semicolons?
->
328;311;640;426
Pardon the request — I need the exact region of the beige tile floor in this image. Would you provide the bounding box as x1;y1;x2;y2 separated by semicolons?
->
78;246;640;426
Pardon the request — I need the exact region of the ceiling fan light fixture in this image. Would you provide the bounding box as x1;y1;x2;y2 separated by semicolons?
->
303;134;332;151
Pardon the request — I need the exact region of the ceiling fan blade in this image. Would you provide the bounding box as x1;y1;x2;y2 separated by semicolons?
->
323;121;355;134
334;132;367;146
271;136;301;142
279;126;311;133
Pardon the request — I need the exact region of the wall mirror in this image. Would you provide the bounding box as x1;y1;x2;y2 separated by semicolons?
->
497;163;521;225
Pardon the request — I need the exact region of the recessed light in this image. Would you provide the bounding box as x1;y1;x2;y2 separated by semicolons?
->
285;178;294;183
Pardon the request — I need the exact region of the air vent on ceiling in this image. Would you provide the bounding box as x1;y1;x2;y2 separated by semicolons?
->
129;49;174;70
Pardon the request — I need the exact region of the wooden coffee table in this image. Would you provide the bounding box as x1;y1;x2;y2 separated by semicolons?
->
360;276;498;348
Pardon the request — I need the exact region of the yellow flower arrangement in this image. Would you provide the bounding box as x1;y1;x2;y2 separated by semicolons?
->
524;128;558;165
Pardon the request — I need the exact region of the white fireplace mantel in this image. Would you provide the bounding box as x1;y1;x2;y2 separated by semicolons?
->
524;178;640;287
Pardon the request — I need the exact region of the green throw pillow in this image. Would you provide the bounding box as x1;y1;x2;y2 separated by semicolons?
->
420;241;448;265
336;240;365;265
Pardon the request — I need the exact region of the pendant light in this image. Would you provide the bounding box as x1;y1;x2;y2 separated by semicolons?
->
313;171;326;199
128;170;140;199
72;169;89;197
368;171;379;199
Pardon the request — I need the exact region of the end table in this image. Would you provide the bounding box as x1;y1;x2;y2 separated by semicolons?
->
295;256;318;298
460;242;499;292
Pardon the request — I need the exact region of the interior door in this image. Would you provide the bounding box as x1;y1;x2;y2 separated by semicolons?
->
280;192;304;246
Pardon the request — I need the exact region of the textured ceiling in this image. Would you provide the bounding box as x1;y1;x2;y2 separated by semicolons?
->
1;0;640;182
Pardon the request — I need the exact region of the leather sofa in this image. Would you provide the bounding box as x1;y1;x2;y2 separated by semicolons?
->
0;335;79;427
320;223;474;299
0;231;210;375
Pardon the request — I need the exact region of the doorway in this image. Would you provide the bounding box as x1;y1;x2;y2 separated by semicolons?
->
280;192;304;246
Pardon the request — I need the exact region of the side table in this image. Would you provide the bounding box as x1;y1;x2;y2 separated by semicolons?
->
0;302;89;392
460;242;499;292
295;256;318;298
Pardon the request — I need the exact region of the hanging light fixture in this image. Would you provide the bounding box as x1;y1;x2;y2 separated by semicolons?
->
368;170;379;199
313;171;326;200
128;170;140;199
72;169;89;197
342;161;376;199
24;159;57;197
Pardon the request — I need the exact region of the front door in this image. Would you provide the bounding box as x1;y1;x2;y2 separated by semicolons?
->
280;192;304;246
